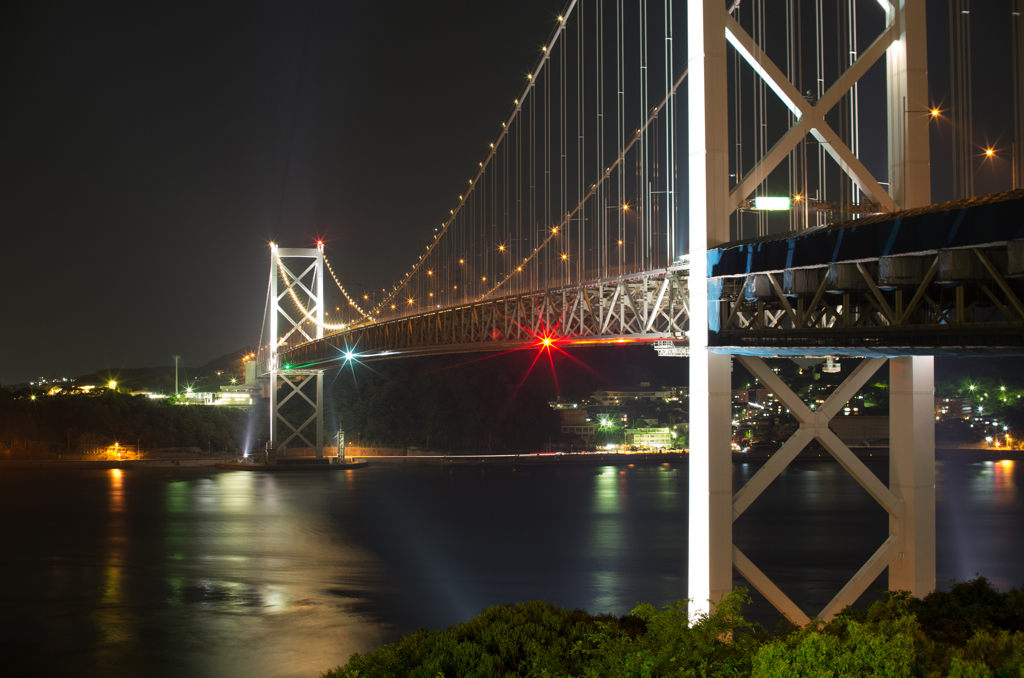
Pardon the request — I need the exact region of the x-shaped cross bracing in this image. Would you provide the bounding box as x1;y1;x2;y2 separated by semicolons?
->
732;355;901;625
276;260;319;346
724;7;899;214
275;374;319;449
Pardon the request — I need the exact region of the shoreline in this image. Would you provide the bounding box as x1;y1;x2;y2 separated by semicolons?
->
1;447;1021;470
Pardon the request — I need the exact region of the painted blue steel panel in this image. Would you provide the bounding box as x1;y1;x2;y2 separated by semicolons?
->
708;190;1024;278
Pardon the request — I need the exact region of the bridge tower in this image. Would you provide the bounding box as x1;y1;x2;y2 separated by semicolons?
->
267;244;326;459
687;0;934;621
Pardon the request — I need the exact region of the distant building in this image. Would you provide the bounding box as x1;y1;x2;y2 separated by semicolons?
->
559;409;595;437
625;427;672;448
559;409;589;427
935;397;966;420
593;387;671;406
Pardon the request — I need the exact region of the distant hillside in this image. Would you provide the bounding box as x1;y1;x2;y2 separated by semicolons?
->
70;346;254;394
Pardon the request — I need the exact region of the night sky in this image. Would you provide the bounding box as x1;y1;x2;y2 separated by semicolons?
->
1;1;1018;386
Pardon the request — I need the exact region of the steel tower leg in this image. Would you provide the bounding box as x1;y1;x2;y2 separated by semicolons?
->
887;0;931;210
316;372;324;459
889;357;936;596
269;247;279;453
687;0;733;617
888;2;935;598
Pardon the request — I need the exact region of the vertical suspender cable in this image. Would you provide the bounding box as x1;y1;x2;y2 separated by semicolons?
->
1014;0;1023;189
578;3;584;284
639;0;648;272
617;0;625;277
664;0;674;265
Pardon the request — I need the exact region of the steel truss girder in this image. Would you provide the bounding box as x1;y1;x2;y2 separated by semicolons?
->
278;270;691;366
711;247;1024;352
733;356;902;624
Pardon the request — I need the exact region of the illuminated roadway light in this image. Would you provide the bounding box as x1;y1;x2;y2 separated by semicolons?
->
986;148;995;157
931;109;940;117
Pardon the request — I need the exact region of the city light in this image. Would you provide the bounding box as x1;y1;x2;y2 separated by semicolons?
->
108;381;117;390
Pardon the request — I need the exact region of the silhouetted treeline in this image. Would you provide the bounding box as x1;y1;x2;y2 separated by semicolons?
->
327;346;686;451
329;351;560;450
0;389;264;451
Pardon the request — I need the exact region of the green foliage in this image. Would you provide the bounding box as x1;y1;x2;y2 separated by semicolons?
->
322;580;1024;678
753;608;917;677
323;600;638;678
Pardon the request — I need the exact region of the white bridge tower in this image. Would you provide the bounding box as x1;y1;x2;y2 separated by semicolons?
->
687;0;934;621
267;244;326;459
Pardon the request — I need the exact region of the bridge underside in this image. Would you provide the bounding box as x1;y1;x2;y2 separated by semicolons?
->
708;190;1024;358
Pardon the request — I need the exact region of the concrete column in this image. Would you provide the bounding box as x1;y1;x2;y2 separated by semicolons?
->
887;0;931;208
687;0;733;616
889;356;936;596
316;373;324;459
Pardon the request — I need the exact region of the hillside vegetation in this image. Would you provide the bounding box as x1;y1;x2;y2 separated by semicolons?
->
323;578;1024;678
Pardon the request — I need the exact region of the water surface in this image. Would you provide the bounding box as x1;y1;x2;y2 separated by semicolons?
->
0;460;1020;677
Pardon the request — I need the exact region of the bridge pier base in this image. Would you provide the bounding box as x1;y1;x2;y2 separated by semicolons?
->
889;356;936;597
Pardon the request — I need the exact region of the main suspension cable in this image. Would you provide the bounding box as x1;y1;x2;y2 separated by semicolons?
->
323;253;371;321
371;0;580;316
481;67;688;300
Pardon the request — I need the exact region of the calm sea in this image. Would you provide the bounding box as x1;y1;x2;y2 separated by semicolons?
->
0;459;1020;677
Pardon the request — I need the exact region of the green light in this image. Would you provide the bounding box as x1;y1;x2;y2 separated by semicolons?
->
284;364;291;370
753;197;791;210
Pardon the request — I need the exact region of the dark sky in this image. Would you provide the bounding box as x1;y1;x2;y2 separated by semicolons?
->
0;0;565;384
1;1;1018;385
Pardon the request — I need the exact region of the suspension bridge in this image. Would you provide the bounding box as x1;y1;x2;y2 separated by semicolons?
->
250;1;1024;626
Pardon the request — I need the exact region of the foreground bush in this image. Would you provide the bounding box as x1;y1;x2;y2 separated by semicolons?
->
322;578;1024;678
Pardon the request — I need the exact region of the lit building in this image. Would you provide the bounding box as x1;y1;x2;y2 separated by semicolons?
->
624;427;672;448
592;387;671;406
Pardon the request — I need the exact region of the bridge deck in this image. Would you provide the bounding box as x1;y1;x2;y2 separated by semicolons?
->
708;190;1024;356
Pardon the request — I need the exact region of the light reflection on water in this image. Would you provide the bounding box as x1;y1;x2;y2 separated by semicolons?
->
0;460;1020;677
